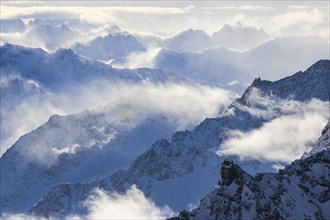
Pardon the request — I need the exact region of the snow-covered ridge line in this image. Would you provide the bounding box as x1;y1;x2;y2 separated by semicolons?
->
0;43;186;92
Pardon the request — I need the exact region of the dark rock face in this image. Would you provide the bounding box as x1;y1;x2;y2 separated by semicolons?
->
220;159;238;185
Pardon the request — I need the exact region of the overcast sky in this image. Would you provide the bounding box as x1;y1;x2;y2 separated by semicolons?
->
1;1;329;37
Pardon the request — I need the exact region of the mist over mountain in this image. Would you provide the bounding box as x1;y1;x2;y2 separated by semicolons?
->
212;23;271;50
18;60;329;218
0;78;64;155
155;36;329;85
162;28;214;53
0;23;84;51
0;43;181;92
1;5;329;218
72;33;146;61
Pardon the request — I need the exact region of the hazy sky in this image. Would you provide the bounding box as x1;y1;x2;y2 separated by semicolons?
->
1;1;329;37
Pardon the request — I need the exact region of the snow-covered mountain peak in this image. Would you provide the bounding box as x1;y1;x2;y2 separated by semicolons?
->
162;28;214;53
0;43;48;59
52;48;79;61
71;32;146;61
238;59;330;105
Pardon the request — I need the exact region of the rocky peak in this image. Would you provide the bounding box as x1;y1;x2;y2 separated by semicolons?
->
220;159;239;186
237;59;330;106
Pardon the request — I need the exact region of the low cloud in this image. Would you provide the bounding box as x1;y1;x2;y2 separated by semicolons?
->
0;6;188;20
225;13;262;28
218;113;327;163
2;78;235;162
237;88;329;120
80;186;174;219
271;8;325;35
219;89;329;163
2;186;174;219
111;47;162;69
0;79;66;156
60;80;235;130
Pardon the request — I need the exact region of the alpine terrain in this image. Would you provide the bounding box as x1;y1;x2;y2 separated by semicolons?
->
23;60;329;218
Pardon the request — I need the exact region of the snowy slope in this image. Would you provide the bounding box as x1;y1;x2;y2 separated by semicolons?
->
162;29;214;53
0;43;184;92
0;103;183;214
169;121;330;219
71;33;146;61
154;36;329;85
0;78;64;155
211;23;270;50
26;60;329;218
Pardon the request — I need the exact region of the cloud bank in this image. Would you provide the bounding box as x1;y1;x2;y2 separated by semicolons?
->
1;2;328;37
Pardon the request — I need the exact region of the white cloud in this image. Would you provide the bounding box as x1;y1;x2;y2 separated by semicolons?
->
112;47;162;69
1;184;173;220
1;1;43;6
1;2;328;37
218;113;327;163
61;81;235;130
225;13;262;28
1;86;66;156
205;5;273;11
2;78;235;163
288;5;312;10
0;5;188;20
219;89;329;163
271;8;325;35
80;186;174;219
236;88;329;120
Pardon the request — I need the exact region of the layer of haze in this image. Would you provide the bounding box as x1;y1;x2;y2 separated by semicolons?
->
1;1;329;38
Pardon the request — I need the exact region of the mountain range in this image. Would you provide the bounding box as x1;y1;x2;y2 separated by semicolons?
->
155;36;329;85
0;43;183;92
12;60;328;218
72;33;146;61
1;19;329;219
